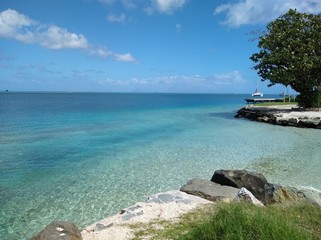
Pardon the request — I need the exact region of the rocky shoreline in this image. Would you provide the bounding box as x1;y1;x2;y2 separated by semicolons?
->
31;169;321;240
235;104;321;128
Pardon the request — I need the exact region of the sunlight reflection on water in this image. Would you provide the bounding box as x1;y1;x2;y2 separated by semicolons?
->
1;93;320;239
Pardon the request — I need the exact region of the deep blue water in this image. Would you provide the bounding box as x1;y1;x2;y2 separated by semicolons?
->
1;93;321;239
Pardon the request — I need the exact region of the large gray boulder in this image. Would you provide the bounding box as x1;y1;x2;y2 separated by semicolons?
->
180;178;240;202
211;169;268;202
30;221;82;240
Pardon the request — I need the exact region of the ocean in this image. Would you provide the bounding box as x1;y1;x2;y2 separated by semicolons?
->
1;93;320;239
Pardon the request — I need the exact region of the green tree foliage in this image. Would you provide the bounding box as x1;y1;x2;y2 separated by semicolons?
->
250;9;321;108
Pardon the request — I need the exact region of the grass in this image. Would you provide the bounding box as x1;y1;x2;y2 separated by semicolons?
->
128;204;216;240
179;203;321;240
254;102;298;106
128;202;321;240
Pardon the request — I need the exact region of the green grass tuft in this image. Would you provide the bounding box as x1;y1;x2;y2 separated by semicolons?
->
179;203;321;240
128;205;216;240
254;102;298;106
127;202;321;240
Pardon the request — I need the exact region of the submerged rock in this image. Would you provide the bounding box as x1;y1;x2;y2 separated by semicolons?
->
30;221;82;240
211;169;268;202
180;178;239;202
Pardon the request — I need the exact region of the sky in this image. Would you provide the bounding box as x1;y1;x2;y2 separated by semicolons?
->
1;0;321;94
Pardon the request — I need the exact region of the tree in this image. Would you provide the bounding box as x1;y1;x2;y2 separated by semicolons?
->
250;9;321;108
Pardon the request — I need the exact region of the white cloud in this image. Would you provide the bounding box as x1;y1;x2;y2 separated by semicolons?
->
99;0;187;15
212;71;245;85
120;0;139;9
98;71;245;92
88;47;113;58
145;0;187;14
99;75;204;92
176;23;182;33
0;9;88;49
214;0;321;27
107;13;126;23
38;26;88;49
99;0;115;5
89;47;139;63
100;0;138;8
0;9;35;37
113;53;139;63
0;9;138;63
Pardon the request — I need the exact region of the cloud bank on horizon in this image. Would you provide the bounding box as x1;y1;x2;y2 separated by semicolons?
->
1;0;321;93
97;71;245;93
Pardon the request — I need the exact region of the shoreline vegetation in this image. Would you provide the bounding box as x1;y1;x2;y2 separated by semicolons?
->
32;169;321;240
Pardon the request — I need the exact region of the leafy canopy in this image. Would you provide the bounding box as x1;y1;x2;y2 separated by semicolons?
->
250;9;321;107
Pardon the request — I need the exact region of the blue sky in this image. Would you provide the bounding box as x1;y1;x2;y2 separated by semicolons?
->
1;0;321;93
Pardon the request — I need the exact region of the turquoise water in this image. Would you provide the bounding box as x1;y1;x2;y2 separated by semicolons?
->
1;93;321;239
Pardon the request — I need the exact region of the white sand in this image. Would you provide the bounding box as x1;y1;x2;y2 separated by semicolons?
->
81;190;212;240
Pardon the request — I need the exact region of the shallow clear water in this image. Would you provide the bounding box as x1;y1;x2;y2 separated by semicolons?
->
0;93;320;239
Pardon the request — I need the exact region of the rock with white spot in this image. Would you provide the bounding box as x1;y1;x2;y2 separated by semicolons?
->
30;221;82;240
234;187;264;206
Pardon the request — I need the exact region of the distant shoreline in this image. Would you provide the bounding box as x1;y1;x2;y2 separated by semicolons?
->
1;91;281;95
235;104;321;129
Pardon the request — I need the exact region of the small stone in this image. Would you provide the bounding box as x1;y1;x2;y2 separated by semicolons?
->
95;223;114;231
30;221;82;240
234;188;264;207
